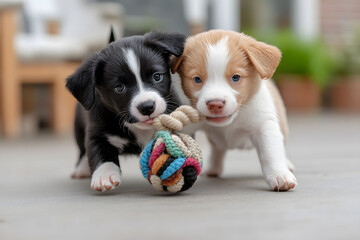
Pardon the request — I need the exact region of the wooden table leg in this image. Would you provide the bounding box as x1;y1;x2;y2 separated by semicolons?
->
0;9;20;137
51;65;77;134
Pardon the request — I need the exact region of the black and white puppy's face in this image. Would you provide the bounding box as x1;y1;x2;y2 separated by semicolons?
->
66;31;185;129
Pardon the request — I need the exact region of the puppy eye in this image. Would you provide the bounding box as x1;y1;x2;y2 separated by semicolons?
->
114;84;126;94
193;76;202;84
231;74;241;82
153;73;164;82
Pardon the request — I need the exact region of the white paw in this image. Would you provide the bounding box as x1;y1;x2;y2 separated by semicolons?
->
71;156;91;179
205;167;222;178
265;169;297;191
91;162;121;192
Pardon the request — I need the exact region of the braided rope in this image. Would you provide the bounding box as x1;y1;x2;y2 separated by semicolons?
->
140;106;204;193
153;105;204;132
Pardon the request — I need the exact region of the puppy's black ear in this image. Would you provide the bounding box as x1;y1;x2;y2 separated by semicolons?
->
108;26;115;44
66;55;104;110
144;31;186;57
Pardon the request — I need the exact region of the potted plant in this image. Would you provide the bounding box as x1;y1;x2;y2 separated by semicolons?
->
249;31;334;111
329;32;360;112
272;32;333;111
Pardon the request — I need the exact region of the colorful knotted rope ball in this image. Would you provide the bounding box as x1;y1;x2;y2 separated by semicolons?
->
139;106;203;193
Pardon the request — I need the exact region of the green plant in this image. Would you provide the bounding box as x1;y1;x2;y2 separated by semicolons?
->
247;30;335;88
335;30;360;76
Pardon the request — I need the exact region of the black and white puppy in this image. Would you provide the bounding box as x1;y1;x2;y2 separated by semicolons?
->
66;31;185;192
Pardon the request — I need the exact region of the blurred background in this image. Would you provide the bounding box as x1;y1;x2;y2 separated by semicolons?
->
1;1;360;239
0;0;359;138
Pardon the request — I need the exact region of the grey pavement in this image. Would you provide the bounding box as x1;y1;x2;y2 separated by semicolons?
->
0;113;359;240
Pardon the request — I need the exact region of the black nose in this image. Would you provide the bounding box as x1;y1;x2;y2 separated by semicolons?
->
137;100;156;116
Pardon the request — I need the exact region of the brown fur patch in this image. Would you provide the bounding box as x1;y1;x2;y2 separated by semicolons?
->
173;30;281;108
172;30;284;137
225;34;262;108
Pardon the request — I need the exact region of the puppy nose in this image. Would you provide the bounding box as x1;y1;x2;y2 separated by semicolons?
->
137;100;156;116
206;99;225;114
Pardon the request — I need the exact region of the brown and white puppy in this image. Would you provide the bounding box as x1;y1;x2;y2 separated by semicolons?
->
172;30;296;191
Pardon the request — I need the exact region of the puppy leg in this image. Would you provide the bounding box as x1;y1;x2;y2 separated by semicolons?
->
71;155;91;179
87;136;121;192
252;120;297;191
206;145;226;178
72;107;90;178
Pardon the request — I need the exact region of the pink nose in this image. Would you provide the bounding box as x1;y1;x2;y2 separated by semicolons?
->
206;99;225;114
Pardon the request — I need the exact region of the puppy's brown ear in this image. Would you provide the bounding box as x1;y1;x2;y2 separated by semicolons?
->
171;55;183;74
244;40;281;79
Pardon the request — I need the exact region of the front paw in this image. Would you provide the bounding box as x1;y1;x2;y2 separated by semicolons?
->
71;157;91;179
91;162;121;192
205;167;222;178
265;169;297;191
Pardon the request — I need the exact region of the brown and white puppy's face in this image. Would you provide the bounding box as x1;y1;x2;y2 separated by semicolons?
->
172;30;281;127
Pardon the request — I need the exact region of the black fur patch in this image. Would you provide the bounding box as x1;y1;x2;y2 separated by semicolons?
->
66;31;185;175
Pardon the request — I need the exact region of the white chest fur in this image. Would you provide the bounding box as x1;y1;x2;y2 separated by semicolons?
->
204;125;254;150
107;135;129;150
202;82;279;150
107;128;155;151
131;128;156;148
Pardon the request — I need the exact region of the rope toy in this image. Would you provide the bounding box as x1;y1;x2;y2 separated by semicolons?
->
140;106;204;193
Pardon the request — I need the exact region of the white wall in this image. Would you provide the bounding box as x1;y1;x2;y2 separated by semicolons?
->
183;0;240;31
292;0;320;40
212;0;240;31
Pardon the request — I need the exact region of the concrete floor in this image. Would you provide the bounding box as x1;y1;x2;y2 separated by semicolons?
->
0;113;359;240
